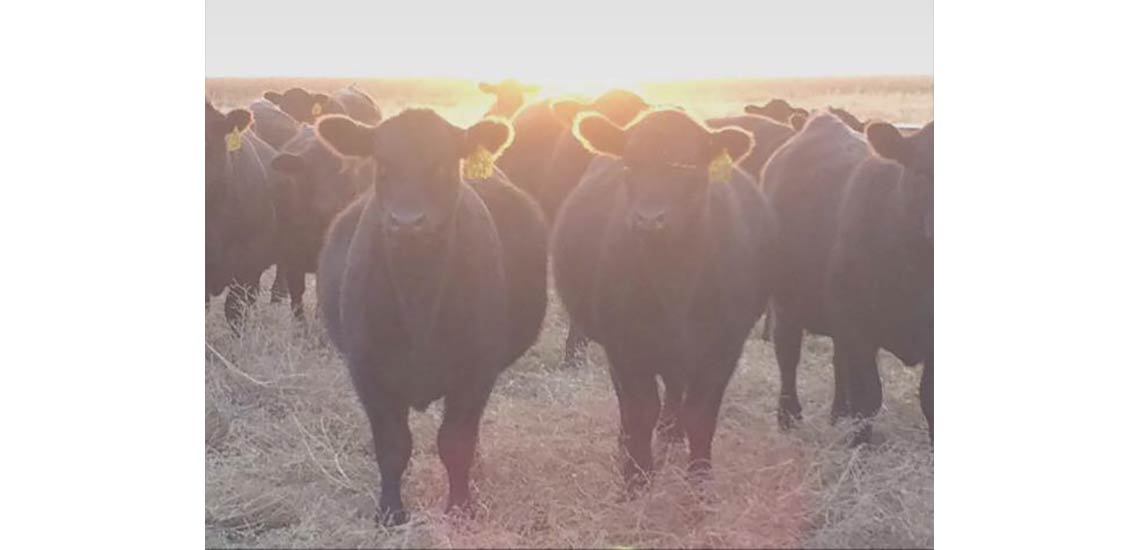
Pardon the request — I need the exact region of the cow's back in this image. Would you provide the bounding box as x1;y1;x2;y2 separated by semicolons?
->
331;87;382;125
249;99;300;150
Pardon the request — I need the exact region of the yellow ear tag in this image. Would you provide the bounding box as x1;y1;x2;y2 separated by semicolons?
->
311;103;323;117
708;149;733;183
225;128;243;152
462;146;495;181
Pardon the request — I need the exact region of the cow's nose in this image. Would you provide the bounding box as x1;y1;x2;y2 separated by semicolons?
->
386;210;426;234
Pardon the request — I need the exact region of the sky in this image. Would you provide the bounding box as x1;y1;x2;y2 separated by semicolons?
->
206;0;932;84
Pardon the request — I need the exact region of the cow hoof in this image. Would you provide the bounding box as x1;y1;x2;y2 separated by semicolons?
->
445;499;476;521
847;423;873;448
378;506;409;527
777;404;803;432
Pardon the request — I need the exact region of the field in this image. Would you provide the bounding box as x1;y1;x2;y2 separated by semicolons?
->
204;77;934;549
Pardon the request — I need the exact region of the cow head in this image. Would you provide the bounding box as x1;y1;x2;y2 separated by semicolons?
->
205;101;251;205
867;121;934;242
574;109;752;240
264;87;333;124
270;127;369;230
479;79;541;118
550;89;650;131
590;90;650;128
318;109;513;240
744;99;806;124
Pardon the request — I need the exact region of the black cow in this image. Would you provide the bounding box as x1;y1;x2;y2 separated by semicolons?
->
744;99;810;125
266;125;374;317
248;98;301;150
536;90;650;369
315;109;547;525
706;113;797;182
263;87;333;125
552;109;773;492
330;84;383;125
479;78;541;119
761;112;933;444
205;101;278;328
827;106;866;133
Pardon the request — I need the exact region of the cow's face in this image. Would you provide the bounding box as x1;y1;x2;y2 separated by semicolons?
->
264;88;332;124
867;121;934;243
575;109;752;243
317;110;512;241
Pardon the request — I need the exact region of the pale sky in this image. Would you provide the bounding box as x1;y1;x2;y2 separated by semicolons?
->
206;0;932;83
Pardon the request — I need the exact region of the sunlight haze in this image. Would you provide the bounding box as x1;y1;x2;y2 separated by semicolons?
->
206;0;933;85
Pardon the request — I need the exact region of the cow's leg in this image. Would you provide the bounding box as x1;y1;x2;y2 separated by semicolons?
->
269;264;288;304
607;356;660;495
681;360;733;483
560;321;589;369
834;337;882;446
772;309;804;430
353;377;412;526
285;265;306;320
920;358;933;445
438;380;494;517
656;374;685;443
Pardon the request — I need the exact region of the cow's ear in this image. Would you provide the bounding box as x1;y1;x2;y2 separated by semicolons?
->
743;104;763;116
478;82;497;94
708;126;753;162
313;93;330;104
464;117;514;158
789;113;806;132
226;109;252;133
264;91;283;105
271;153;306;174
551;100;587;128
866;121;910;164
317;115;375;157
574;114;626;157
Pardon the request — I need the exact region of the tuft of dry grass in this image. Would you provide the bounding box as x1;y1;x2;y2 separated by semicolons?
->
205;268;933;549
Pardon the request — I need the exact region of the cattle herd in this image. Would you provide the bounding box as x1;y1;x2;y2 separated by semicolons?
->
205;79;933;526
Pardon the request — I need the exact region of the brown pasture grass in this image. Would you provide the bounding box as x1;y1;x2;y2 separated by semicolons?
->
206;273;932;549
205;77;933;548
204;75;933;128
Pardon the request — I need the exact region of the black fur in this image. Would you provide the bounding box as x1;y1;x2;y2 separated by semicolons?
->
761;112;933;444
205;101;278;330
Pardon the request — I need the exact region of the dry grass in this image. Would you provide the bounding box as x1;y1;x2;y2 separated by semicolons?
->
205;77;933;548
206;274;932;549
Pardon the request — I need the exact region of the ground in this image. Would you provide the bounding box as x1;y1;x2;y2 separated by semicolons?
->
204;77;934;549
